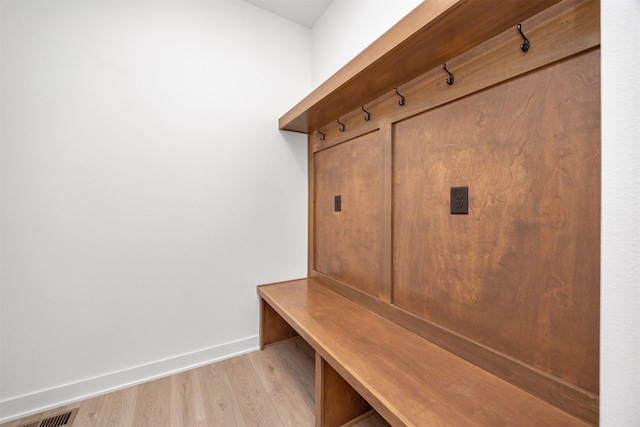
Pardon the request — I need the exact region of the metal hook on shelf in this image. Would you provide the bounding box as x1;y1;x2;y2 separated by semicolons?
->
337;118;345;132
362;105;371;121
517;23;530;52
318;129;326;141
395;88;406;106
443;63;454;85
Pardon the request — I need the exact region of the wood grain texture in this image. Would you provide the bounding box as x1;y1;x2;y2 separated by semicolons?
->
270;338;316;409
223;355;283;426
280;0;562;133
303;0;600;423
1;339;325;427
94;388;137;427
315;354;370;427
308;139;316;278
249;345;303;401
71;395;106;427
249;345;314;426
392;49;600;394
170;369;207;427
259;279;590;426
197;362;246;427
350;411;391;427
131;377;171;427
379;123;393;304
313;131;383;298
260;296;298;349
312;267;599;424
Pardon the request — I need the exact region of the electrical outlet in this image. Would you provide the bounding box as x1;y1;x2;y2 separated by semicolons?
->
334;195;341;212
450;186;468;214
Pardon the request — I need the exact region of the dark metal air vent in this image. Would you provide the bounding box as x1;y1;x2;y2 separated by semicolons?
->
18;408;78;427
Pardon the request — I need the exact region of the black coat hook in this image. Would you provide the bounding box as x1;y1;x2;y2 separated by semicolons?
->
362;105;371;121
443;63;454;85
517;23;530;52
337;118;345;132
318;129;325;141
395;88;405;106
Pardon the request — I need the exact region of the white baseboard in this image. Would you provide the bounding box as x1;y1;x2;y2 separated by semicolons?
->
0;335;259;424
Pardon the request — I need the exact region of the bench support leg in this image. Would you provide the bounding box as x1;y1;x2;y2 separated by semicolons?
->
315;354;371;427
260;297;299;350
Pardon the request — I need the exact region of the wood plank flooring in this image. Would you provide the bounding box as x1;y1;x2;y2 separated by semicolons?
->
1;338;389;427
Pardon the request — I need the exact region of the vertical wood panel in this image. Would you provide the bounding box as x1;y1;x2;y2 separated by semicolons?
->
314;131;383;297
379;123;393;303
392;50;600;393
315;354;371;427
308;139;316;278
260;297;298;350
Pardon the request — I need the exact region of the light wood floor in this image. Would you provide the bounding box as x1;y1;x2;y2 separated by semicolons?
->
2;338;389;427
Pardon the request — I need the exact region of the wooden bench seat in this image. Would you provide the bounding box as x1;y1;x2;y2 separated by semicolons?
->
258;278;590;427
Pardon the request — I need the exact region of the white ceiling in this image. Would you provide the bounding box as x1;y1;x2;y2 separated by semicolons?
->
243;0;333;28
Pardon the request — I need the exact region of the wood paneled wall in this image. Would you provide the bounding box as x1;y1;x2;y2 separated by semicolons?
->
392;50;600;394
307;1;600;422
314;131;384;298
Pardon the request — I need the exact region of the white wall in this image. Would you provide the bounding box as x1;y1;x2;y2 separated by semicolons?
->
0;0;309;421
311;0;422;86
600;1;640;424
311;0;640;425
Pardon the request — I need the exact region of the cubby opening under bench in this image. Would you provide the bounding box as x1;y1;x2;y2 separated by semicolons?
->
258;0;600;425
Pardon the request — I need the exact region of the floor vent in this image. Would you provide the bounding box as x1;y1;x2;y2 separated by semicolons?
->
18;408;78;427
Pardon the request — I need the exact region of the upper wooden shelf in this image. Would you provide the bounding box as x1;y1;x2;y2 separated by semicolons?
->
279;0;562;134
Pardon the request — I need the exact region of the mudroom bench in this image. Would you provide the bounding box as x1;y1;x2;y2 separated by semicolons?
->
260;0;600;425
258;278;589;427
